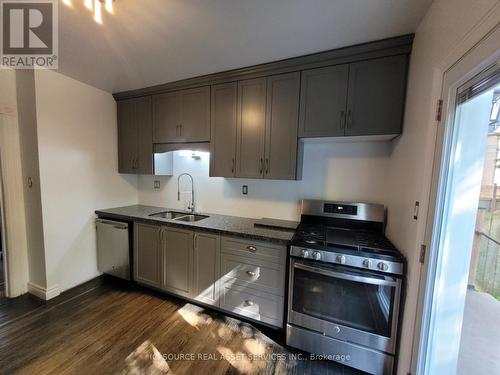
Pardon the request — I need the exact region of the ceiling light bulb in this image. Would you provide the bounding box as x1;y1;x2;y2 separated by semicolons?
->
104;0;113;13
62;0;72;6
84;0;93;10
93;0;102;24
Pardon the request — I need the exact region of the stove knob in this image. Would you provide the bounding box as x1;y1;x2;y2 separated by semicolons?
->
363;259;372;268
378;262;389;271
336;255;346;265
312;251;321;260
301;249;310;258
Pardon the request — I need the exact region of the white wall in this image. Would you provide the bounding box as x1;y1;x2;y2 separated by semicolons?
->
34;70;138;293
385;0;499;373
138;141;393;221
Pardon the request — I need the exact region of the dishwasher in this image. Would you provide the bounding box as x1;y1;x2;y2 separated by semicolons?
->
96;218;131;280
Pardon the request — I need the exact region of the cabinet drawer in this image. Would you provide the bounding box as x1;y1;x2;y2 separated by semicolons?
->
220;253;285;296
221;236;286;264
220;283;284;327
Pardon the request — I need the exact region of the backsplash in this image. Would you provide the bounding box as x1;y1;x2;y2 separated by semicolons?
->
137;141;393;221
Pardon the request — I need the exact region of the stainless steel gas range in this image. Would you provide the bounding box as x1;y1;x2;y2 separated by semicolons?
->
286;200;404;375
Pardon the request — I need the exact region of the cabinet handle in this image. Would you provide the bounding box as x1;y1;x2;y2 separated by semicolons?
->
347;110;353;129
158;227;162;242
247;245;257;253
340;110;346;129
244;299;254;306
194;234;197;249
176;124;179;137
265;159;269;174
246;270;256;277
179;123;183;136
231;158;235;174
259;158;263;175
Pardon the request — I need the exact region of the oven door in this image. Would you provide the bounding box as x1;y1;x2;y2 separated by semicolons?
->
288;258;402;354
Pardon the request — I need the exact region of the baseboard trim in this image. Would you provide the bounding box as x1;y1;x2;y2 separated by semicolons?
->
27;282;60;300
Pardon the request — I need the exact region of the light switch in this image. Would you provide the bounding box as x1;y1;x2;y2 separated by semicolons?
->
242;185;248;195
154;180;161;189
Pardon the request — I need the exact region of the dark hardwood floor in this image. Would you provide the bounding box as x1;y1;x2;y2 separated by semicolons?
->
0;276;364;375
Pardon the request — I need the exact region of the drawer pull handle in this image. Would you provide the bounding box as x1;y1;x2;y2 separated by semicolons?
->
247;245;257;253
246;270;256;277
245;300;254;306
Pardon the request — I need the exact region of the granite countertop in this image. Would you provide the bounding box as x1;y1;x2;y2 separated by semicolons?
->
95;205;298;244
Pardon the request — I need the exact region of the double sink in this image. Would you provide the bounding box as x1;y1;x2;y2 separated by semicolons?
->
149;210;209;222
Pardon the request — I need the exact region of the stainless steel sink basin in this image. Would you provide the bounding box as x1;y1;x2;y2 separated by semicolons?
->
149;211;209;222
149;211;189;219
173;214;209;222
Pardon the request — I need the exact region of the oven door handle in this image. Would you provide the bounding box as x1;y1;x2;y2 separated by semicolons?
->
293;262;398;287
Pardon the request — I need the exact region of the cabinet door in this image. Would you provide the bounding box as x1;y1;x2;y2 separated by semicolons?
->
265;72;300;180
236;78;267;178
135;96;153;174
153;92;182;143
180;86;211;142
134;223;161;288
345;55;408;136
192;232;221;306
210;82;237;177
117;99;137;174
298;65;349;137
162;227;193;298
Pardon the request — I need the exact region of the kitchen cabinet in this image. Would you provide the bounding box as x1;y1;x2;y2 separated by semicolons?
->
298;65;349;138
299;56;407;138
162;227;194;298
236;78;267;178
214;73;301;180
134;223;161;288
345;55;408;136
153;86;210;143
117;96;153;174
192;232;221;306
210;82;238;177
264;72;301;179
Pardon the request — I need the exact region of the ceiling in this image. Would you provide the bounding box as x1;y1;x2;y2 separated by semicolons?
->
58;0;432;93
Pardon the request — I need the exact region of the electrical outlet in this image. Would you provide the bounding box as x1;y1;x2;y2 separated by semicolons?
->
154;180;161;189
242;185;248;195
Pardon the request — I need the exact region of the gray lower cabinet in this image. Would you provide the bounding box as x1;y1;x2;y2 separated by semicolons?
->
134;223;286;328
134;223;161;288
219;236;286;327
192;232;221;306
153;86;210;143
117;96;153;174
298;65;349;138
210;82;238;177
345;55;408;136
162;227;194;298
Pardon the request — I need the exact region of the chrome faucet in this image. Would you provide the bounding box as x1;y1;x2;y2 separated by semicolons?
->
177;173;195;213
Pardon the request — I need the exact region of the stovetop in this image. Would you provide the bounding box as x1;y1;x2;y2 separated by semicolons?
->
292;223;403;262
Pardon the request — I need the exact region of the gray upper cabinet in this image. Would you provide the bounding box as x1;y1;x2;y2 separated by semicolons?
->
192;232;221;306
298;65;349;138
236;78;267;178
117;96;153;174
134;223;161;288
345;55;408;136
210;82;237;177
152;92;181;143
180;86;211;141
153;87;210;143
265;72;301;180
162;227;194;298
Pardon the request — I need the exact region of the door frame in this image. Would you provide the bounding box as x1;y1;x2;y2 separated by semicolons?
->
0;152;8;296
411;23;500;374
